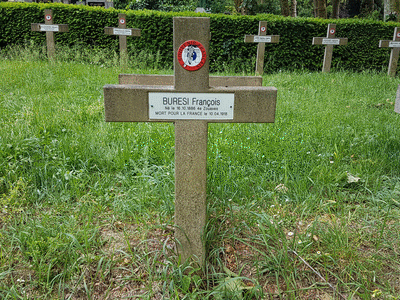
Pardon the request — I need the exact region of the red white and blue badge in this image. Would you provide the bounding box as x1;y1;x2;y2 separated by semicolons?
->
177;40;207;71
119;18;125;25
329;28;335;35
45;14;52;22
260;26;266;32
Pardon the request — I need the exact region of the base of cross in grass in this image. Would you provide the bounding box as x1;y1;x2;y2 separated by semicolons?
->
103;17;277;266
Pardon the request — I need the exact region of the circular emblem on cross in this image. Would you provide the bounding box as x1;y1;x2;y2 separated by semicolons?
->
45;14;52;22
397;32;400;38
329;28;336;35
119;18;126;25
260;26;266;33
177;40;207;71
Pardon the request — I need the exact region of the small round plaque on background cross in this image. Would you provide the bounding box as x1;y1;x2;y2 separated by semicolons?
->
260;26;266;33
329;28;336;35
177;40;207;71
119;18;126;25
45;14;52;22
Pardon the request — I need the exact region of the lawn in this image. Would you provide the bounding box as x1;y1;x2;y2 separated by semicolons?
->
0;46;400;299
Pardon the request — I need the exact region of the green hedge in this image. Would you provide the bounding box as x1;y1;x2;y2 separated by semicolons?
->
1;2;399;73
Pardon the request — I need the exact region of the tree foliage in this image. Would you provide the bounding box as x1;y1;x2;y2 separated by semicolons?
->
127;0;198;11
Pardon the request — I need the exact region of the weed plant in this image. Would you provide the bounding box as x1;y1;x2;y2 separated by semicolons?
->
0;45;399;299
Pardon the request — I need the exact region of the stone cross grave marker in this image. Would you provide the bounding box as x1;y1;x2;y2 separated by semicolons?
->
105;13;141;60
104;17;277;266
244;21;279;76
312;24;348;73
379;27;400;77
31;9;69;60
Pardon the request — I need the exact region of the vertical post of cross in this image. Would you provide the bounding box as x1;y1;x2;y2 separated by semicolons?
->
173;17;210;265
312;24;348;73
118;13;128;60
244;21;279;76
323;24;335;73
256;22;267;76
44;9;55;60
379;27;400;77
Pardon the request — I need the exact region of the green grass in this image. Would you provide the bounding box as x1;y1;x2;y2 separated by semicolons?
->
0;45;400;299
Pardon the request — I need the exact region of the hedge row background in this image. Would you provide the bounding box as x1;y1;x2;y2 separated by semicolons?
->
1;2;400;73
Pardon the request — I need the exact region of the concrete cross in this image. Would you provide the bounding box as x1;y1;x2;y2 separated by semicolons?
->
103;17;277;266
244;21;279;76
105;13;141;61
31;9;69;60
379;27;400;77
312;24;348;73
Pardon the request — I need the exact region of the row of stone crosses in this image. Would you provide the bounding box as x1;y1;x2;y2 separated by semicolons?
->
31;12;400;266
32;9;400;76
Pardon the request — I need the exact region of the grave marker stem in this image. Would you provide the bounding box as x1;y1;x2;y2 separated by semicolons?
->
173;17;210;264
45;10;55;59
119;13;127;57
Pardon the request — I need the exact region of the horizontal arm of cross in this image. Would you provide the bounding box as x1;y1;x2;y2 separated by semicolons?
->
31;24;69;32
104;85;276;123
312;37;348;45
379;40;400;48
244;35;279;44
105;27;141;36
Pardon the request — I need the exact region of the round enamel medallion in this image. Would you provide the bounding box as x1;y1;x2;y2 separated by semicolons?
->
329;28;336;35
45;14;52;22
177;40;207;71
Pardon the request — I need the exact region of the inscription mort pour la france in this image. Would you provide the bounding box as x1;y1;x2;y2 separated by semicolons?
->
149;92;234;120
